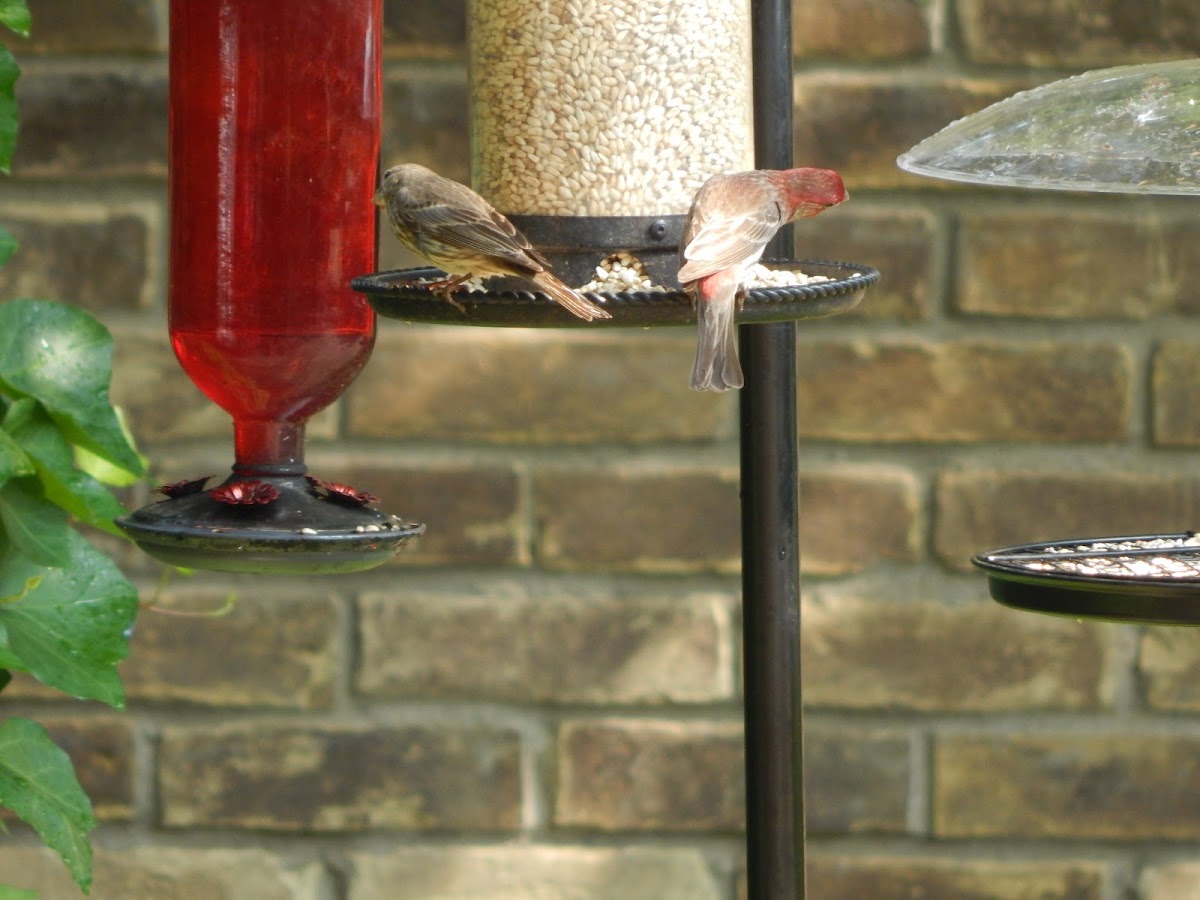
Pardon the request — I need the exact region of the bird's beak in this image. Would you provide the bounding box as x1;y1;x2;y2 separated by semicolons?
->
371;189;385;207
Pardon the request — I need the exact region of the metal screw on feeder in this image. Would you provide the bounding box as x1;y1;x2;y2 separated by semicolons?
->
117;0;425;575
898;59;1200;624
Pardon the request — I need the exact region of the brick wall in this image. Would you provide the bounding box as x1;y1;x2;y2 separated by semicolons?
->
2;0;1199;898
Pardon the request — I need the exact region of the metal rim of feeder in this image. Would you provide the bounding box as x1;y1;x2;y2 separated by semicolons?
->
974;533;1200;626
117;474;425;576
353;260;879;327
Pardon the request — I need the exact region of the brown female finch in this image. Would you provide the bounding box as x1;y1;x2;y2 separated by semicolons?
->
374;164;610;321
678;168;847;391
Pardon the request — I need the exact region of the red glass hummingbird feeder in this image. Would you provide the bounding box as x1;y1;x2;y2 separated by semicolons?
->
117;0;424;574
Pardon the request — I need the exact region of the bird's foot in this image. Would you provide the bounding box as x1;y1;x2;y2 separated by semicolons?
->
424;273;471;314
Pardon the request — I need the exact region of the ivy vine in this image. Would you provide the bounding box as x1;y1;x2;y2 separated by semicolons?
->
0;2;145;894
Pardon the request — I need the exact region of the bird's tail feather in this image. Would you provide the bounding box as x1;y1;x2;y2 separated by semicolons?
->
690;288;743;392
532;272;612;321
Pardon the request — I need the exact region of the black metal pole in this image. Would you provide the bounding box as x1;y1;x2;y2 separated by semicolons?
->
741;0;802;897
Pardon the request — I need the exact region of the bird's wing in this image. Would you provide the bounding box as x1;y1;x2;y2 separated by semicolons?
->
404;183;542;274
678;188;785;284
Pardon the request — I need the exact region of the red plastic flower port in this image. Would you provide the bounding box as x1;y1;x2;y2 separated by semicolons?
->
155;476;213;498
306;476;379;507
210;481;281;506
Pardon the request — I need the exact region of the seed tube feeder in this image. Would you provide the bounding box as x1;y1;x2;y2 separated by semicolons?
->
468;0;750;288
900;60;1200;624
117;0;424;574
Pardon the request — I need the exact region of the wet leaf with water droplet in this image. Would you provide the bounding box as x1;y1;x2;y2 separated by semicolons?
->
0;531;136;707
0;717;95;892
0;300;143;475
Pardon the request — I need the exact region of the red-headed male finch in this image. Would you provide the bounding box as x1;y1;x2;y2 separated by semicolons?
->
678;168;847;391
374;164;611;321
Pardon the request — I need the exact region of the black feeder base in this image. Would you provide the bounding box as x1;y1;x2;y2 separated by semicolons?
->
974;533;1200;625
117;473;425;575
352;260;879;327
506;213;687;288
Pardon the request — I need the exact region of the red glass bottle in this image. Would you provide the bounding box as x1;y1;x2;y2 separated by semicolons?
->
168;0;380;476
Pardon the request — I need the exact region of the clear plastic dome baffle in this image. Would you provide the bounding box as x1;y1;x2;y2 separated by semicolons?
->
897;59;1200;195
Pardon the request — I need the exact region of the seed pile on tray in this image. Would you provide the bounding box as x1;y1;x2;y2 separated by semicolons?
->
578;252;663;293
1018;535;1200;579
469;0;754;216
578;259;835;294
417;257;835;296
742;264;836;290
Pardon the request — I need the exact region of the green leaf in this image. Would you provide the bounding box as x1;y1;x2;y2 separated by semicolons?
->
0;300;143;474
0;532;137;707
0;640;26;672
1;397;34;430
0;717;95;893
0;479;71;568
0;0;31;38
7;403;128;536
0;617;27;670
72;405;145;488
0;397;37;489
0;226;17;268
0;574;38;604
0;46;18;174
0;885;38;900
0;424;34;489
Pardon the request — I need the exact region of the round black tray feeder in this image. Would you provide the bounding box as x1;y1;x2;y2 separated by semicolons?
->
353;260;878;328
899;59;1200;623
975;534;1200;626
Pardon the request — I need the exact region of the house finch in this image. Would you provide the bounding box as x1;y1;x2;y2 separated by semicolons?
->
374;164;611;321
678;168;847;391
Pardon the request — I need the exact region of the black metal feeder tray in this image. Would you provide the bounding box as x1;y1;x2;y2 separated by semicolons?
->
974;532;1200;625
117;474;425;576
351;259;879;328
